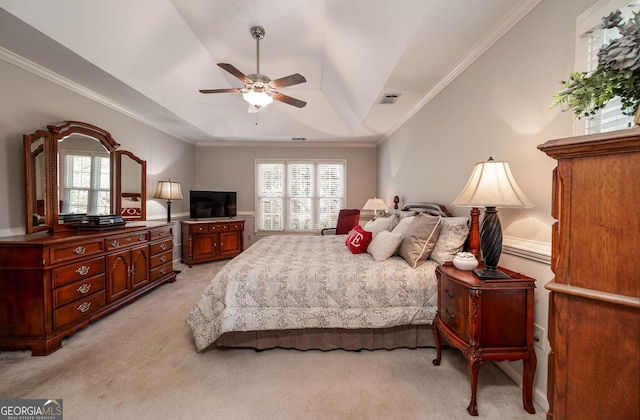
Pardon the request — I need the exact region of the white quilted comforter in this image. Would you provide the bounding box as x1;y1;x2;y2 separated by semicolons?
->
186;235;439;351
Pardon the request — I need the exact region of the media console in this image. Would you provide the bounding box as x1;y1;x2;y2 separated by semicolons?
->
181;219;245;267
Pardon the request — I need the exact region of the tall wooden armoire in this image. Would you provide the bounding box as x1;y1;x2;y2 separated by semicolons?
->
538;128;640;419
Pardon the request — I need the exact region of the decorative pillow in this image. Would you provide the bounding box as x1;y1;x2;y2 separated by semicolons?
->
367;230;403;261
391;216;415;236
363;216;395;237
429;217;470;264
345;225;373;254
398;213;442;268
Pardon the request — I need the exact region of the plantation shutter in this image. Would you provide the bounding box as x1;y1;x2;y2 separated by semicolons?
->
257;162;285;231
256;159;346;232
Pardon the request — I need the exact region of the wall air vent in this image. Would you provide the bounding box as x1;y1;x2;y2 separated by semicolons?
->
380;93;401;104
291;137;307;141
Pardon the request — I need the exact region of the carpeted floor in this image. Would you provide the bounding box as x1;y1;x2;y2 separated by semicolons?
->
0;260;546;419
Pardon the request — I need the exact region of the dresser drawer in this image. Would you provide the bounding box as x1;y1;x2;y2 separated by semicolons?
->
53;290;106;330
208;223;228;232
150;263;172;281
150;238;173;255
52;256;105;288
150;250;172;269
228;222;244;231
50;240;104;264
189;224;209;234
150;226;172;240
53;274;106;308
441;276;468;315
105;232;148;251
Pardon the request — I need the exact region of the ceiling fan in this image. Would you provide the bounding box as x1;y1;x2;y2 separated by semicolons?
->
199;26;307;112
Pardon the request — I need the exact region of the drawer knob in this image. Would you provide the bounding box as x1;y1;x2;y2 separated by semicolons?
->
73;246;86;255
77;284;91;294
444;308;455;319
76;265;90;276
159;231;165;236
139;234;146;241
77;302;91;313
160;243;167;250
159;267;167;275
160;255;167;262
445;288;455;299
110;240;120;248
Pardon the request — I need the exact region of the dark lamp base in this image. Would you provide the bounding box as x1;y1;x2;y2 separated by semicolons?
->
473;267;511;280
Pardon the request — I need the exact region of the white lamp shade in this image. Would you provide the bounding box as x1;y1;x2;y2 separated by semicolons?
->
243;90;273;108
451;159;534;208
153;180;183;200
363;198;387;210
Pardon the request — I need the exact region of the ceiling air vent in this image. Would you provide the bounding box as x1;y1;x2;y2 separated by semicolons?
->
292;137;307;141
380;93;400;104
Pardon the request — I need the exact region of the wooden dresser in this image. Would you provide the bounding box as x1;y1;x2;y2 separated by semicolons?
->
181;219;244;267
538;128;640;419
0;223;176;355
433;264;537;416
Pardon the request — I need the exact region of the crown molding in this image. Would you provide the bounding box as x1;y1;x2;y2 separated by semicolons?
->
0;46;192;144
502;235;551;264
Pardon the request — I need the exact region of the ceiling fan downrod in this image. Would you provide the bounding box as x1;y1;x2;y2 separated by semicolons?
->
250;26;265;75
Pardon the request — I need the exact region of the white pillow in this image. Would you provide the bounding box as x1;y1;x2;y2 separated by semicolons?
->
367;230;403;261
363;217;394;237
391;216;415;236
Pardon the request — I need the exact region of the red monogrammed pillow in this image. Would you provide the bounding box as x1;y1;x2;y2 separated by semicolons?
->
345;225;373;254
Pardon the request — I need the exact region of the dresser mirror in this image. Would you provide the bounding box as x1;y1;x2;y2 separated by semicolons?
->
23;121;147;233
116;150;146;221
24;130;53;234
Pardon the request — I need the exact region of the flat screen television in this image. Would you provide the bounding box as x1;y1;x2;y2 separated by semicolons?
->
190;191;237;219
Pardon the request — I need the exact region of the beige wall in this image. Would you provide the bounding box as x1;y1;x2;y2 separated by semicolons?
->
0;57;195;236
194;144;377;247
377;0;600;409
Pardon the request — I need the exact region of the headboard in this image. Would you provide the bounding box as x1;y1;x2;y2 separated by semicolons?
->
402;202;452;217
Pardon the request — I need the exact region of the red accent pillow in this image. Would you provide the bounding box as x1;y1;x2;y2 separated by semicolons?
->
345;225;373;254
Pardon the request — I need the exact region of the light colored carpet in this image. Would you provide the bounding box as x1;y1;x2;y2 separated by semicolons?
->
0;260;546;419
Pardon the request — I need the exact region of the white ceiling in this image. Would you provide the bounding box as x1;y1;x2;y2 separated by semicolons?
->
0;0;539;145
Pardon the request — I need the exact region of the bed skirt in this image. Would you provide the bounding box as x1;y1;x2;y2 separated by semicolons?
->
210;324;436;351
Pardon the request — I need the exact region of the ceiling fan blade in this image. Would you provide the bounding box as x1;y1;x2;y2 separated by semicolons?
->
217;63;252;84
199;88;243;94
272;92;307;108
270;73;306;89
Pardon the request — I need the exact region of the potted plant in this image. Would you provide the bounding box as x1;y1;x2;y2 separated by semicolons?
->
552;10;640;126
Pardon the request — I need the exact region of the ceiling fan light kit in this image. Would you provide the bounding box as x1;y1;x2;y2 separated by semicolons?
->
200;25;307;113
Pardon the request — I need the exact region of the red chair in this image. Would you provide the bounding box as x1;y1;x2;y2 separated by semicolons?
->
321;209;360;235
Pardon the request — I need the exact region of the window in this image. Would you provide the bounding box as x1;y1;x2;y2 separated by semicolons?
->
60;151;111;215
576;0;639;134
256;160;346;232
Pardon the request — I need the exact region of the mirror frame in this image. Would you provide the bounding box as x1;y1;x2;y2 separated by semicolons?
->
24;120;148;234
48;121;120;231
24;130;54;234
116;150;147;221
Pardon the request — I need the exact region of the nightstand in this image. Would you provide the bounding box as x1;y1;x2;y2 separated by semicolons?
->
432;264;537;416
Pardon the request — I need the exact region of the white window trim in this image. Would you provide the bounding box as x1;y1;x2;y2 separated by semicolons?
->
255;158;347;233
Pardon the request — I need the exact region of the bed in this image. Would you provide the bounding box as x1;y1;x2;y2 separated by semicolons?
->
186;203;477;352
120;192;142;217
